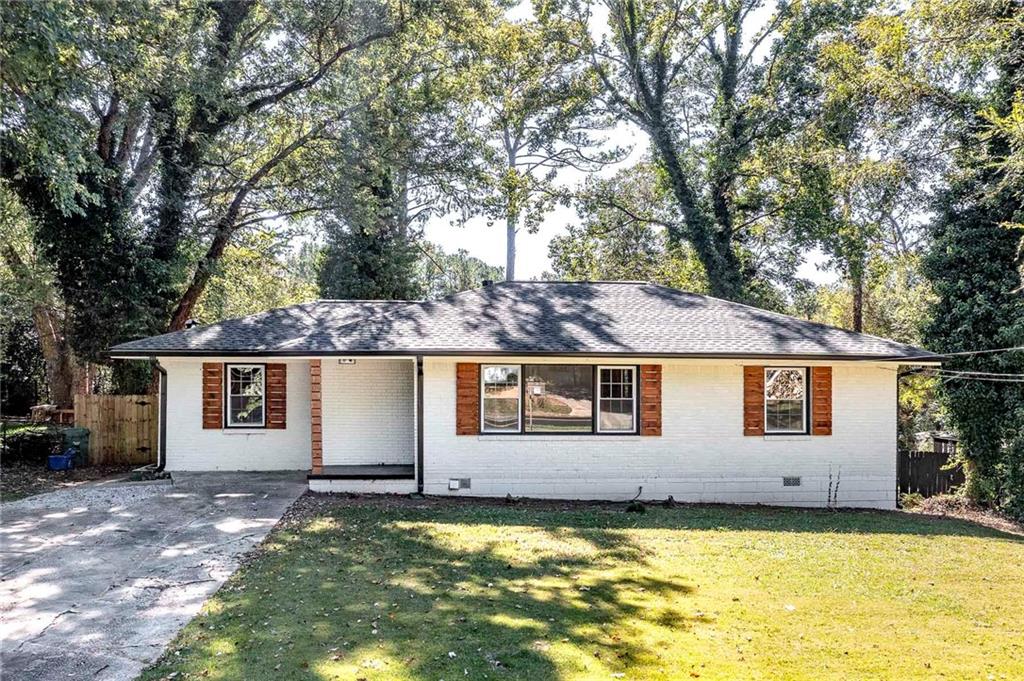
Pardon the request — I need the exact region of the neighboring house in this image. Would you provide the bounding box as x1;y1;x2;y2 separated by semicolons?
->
109;281;940;508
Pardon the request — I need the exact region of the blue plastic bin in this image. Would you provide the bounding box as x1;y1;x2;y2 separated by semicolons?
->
47;448;78;471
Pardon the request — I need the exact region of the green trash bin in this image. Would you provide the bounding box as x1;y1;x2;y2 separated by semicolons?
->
63;427;90;466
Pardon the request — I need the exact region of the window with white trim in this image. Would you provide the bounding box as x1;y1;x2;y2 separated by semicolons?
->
478;364;639;435
598;366;636;433
481;364;520;432
226;364;265;427
764;367;807;434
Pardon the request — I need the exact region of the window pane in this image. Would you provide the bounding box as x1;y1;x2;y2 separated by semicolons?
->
766;399;804;432
230;395;264;424
764;368;805;433
598;367;635;432
524;365;593;432
228;366;264;425
599;399;633;431
482;365;520;432
765;368;804;400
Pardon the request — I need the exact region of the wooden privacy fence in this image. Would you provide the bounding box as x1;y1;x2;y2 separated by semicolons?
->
74;394;157;465
898;449;965;498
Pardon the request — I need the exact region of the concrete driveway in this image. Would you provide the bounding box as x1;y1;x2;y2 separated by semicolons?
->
1;471;307;680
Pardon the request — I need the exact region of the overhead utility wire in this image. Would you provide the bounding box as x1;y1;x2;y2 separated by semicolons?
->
893;345;1024;363
937;374;1024;378
931;370;1024;378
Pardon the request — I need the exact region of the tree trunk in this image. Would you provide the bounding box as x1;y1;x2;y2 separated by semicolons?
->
646;121;746;299
166;124;325;331
1;243;89;407
30;306;78;407
851;269;864;333
167;225;231;331
505;213;517;281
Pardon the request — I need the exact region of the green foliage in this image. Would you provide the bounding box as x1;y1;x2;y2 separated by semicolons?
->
548;163;707;291
922;20;1024;514
418;243;504;299
319;224;423;301
1;318;46;416
110;360;156;396
0;0;160;213
0;426;65;465
924;171;1024;509
1002;428;1024;519
195;231;319;323
899;492;925;509
1;1;159;360
8;160;147;361
2;0;436;360
462;15;620;278
557;0;868;301
803;255;936;346
795;254;943;447
315;95;426;301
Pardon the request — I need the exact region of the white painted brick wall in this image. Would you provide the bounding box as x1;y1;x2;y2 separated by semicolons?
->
160;357;311;470
309;479;417;494
422;357;898;509
160;354;899;508
321;359;415;466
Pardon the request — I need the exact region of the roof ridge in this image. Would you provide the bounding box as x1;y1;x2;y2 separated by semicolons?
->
316;298;417;303
497;280;652;285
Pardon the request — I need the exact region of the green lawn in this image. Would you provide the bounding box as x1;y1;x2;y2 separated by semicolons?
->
141;497;1024;681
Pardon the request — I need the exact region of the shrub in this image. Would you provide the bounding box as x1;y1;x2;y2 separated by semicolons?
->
999;434;1024;521
0;426;66;465
899;492;925;510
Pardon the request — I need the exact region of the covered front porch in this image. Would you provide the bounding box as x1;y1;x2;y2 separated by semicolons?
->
308;357;420;494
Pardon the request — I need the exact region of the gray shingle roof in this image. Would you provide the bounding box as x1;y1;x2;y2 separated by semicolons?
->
109;281;936;360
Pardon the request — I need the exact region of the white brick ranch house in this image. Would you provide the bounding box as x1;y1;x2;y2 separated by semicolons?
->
109;281;939;508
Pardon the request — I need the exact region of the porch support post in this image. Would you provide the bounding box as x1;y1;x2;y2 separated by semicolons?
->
310;359;322;474
416;356;424;494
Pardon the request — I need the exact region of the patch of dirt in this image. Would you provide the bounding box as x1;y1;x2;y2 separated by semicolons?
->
0;463;136;503
905;494;1024;536
281;490;900;526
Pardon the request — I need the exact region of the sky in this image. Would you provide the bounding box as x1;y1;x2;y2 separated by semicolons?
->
422;1;838;286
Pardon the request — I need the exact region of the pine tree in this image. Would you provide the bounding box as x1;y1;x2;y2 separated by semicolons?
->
316;93;425;302
318;220;422;301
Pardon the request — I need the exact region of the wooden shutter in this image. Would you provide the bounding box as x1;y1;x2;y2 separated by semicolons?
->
265;363;287;429
202;363;223;429
743;366;765;436
811;366;832;435
639;364;662;436
456;363;480;435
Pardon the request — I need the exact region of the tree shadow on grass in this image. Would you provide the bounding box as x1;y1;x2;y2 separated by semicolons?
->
144;506;703;680
140;499;1023;681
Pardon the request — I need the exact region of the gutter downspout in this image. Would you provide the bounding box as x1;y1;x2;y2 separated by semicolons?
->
154;358;168;471
416;355;424;494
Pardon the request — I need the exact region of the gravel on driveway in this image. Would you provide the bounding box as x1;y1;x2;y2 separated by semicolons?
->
0;471;307;681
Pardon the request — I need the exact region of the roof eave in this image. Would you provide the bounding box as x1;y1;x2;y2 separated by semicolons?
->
107;348;940;363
